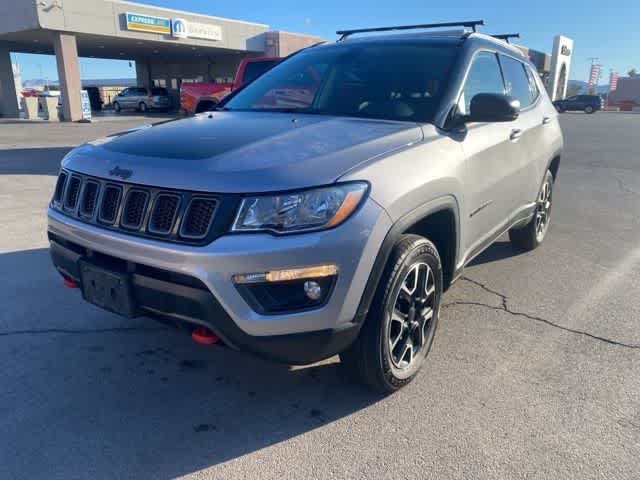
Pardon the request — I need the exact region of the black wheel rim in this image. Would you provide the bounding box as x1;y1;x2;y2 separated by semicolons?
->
388;263;436;370
535;177;553;240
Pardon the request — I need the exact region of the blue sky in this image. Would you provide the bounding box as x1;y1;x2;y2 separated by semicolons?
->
13;0;639;83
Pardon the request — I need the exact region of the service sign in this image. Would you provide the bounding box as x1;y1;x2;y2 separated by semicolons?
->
187;21;222;41
171;18;222;41
126;12;171;34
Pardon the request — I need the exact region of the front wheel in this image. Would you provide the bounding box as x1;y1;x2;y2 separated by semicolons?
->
509;170;554;251
555;104;564;113
340;235;442;393
139;102;148;113
113;101;121;113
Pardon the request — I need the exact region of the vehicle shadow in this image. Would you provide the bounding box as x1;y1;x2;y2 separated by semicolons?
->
0;147;71;175
0;248;384;479
468;240;523;266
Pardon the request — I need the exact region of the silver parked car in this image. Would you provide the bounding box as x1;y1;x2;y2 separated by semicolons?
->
112;86;170;113
48;21;562;392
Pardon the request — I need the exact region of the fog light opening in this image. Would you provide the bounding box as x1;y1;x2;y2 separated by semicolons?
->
304;280;322;301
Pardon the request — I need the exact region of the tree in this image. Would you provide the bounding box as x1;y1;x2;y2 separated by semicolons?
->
567;84;582;97
629;68;638;78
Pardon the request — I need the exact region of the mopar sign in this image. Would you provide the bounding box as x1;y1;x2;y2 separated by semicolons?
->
125;12;171;34
172;18;188;38
125;12;221;41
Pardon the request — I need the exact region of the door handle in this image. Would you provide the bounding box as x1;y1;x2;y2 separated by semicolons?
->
510;129;522;141
542;116;552;125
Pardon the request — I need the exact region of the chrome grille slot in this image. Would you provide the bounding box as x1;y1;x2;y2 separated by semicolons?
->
180;197;218;239
63;176;82;211
121;189;149;229
53;171;68;204
149;193;181;235
79;181;100;218
98;185;122;224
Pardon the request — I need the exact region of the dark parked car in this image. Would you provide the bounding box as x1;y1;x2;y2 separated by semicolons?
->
554;95;603;114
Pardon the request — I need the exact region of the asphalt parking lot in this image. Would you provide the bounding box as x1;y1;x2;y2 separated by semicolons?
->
1;113;639;479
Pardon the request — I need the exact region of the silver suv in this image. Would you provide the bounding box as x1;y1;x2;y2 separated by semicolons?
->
112;86;170;113
48;22;562;392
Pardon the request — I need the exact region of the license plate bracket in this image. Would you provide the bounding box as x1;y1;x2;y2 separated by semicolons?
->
79;260;136;318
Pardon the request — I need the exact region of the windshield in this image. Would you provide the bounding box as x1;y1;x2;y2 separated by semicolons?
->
224;42;459;123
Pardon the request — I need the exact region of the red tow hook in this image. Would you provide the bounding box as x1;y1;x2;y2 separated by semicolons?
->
63;277;79;289
192;327;220;345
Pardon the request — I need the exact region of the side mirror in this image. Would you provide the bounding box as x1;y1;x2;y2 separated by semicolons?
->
468;93;520;123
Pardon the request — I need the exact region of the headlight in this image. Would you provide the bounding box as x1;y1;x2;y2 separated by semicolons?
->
232;182;368;234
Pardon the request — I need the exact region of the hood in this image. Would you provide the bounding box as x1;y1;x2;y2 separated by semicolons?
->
61;111;423;193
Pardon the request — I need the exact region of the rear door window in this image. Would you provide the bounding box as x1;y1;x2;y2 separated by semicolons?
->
499;55;534;108
459;52;505;115
524;66;540;105
242;60;279;85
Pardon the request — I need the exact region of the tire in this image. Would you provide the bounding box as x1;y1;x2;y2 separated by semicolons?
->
555;104;564;113
340;234;442;393
113;101;121;113
509;170;554;251
584;105;594;114
139;102;148;113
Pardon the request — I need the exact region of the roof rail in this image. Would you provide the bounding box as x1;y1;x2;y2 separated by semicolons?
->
491;33;520;44
336;20;485;41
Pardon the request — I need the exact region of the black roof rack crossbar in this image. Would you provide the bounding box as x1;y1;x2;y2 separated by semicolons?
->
336;20;485;41
491;33;520;44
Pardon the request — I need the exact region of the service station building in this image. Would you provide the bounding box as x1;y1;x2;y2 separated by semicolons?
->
0;0;322;120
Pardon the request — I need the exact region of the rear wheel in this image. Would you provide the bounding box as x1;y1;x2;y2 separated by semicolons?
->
509;170;554;251
584;105;595;114
139;102;148;113
340;234;442;393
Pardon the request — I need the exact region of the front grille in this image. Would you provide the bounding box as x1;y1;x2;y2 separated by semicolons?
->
99;185;122;224
181;198;218;239
54;171;68;204
51;169;230;245
79;181;100;218
121;189;149;229
63;176;81;210
149;194;180;235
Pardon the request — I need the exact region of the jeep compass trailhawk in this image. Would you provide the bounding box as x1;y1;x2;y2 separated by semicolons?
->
48;21;562;392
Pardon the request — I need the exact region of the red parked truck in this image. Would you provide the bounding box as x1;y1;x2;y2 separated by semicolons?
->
180;56;280;114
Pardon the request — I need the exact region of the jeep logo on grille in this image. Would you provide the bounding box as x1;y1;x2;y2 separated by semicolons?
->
109;166;133;180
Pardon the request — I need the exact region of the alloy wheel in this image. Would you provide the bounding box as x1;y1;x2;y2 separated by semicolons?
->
535;177;553;240
388;263;436;369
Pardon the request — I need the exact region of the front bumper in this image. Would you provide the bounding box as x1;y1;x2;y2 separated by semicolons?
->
47;199;392;363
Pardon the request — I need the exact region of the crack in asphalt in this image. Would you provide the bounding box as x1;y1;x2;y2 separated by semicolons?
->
0;326;169;337
616;177;639;196
443;276;640;350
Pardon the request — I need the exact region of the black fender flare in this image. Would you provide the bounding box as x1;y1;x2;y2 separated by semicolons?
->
352;195;460;327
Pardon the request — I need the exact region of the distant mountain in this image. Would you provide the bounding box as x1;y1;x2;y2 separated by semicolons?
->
22;78;136;89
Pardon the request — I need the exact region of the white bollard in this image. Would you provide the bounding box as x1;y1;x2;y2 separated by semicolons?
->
42;97;60;121
21;96;39;120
